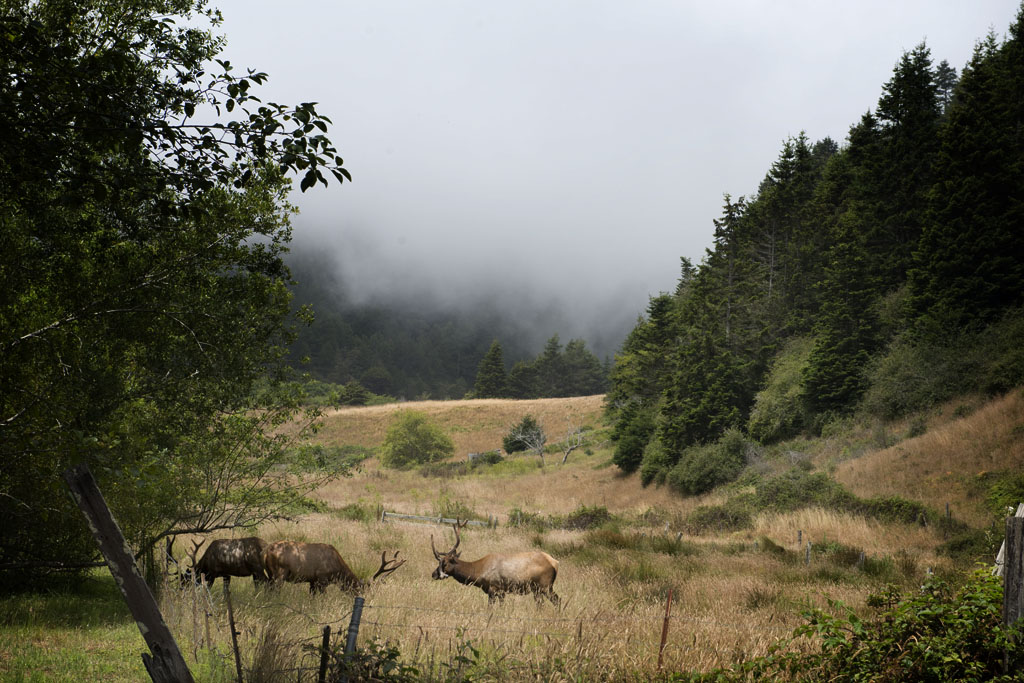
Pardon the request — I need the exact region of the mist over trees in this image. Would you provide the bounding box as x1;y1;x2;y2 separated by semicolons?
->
286;249;615;399
607;9;1024;489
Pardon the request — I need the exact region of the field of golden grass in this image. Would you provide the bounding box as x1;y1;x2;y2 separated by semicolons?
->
148;391;1023;680
834;391;1024;527
7;392;1020;681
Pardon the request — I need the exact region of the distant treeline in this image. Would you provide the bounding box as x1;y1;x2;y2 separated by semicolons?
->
607;14;1024;482
286;253;610;399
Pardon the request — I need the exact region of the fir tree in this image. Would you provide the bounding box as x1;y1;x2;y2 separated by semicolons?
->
473;340;509;398
911;24;1024;333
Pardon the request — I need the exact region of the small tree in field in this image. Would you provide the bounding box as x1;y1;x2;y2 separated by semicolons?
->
379;410;454;468
503;414;547;465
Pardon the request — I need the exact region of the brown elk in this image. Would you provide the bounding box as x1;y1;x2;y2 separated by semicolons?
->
431;521;560;605
262;541;405;593
179;537;270;587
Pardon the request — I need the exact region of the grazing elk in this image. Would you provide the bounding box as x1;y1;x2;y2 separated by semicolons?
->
179;537;270;587
431;520;560;605
262;541;405;593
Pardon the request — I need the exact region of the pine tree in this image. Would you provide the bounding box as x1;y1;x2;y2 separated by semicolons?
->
802;212;879;414
473;340;509;398
911;23;1024;332
868;42;943;289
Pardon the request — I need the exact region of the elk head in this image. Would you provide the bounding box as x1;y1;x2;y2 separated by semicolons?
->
431;519;467;580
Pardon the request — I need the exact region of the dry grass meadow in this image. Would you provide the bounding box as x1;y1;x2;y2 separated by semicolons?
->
6;392;1020;681
144;391;1024;681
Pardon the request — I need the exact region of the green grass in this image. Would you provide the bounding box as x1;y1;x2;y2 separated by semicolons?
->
0;572;146;682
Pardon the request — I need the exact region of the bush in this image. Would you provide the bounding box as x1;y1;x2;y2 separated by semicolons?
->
684;496;755;534
747;337;813;443
707;571;1024;682
667;428;749;496
502;414;544;454
564;505;613;530
379;410;454;469
639;437;671;487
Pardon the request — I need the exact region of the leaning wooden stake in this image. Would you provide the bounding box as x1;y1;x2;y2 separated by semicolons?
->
62;464;195;683
657;588;674;671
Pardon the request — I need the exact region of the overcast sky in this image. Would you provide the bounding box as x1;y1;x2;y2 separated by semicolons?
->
208;0;1019;346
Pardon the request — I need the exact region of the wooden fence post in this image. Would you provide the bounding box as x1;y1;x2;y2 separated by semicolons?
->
223;580;243;683
1004;516;1024;672
657;588;674;671
318;625;332;683
62;464;194;683
340;595;365;683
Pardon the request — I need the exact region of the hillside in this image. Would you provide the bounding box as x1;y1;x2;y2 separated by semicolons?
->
306;391;1023;533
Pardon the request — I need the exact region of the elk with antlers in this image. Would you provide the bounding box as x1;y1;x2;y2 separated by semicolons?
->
178;537;270;587
431;520;560;605
262;541;405;593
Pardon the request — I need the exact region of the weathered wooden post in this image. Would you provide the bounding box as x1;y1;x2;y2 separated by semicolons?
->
797;529;802;546
223;581;243;683
805;542;812;566
318;625;332;683
340;596;365;683
62;464;194;683
1005;518;1024;653
657;588;674;671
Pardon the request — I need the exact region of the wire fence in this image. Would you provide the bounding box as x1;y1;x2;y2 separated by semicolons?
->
165;582;799;682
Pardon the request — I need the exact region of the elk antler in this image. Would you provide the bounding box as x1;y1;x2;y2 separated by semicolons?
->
371;550;407;581
186;539;203;571
451;519;467;553
431;534;443;560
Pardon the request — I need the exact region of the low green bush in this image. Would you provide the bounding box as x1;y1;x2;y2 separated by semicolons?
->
674;570;1023;682
667;428;750;496
564;504;613;530
639;437;671;487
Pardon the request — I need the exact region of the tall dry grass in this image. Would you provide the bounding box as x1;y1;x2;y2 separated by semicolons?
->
153;392;1015;679
160;517;874;681
835;390;1024;526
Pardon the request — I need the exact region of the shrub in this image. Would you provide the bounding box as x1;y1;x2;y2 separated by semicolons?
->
684;496;755;534
564;504;613;530
379;410;454;468
639;437;671;487
667;428;749;496
747;337;813;443
860;336;970;419
741;571;1021;681
502;414;544;454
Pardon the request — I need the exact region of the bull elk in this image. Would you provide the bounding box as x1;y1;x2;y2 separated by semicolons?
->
262;541;406;593
179;537;270;587
431;520;560;605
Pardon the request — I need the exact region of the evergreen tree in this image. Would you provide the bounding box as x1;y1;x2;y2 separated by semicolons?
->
561;339;607;396
507;360;538;399
911;24;1024;333
802;212;879;414
535;334;566;397
869;42;943;289
473;340;509;398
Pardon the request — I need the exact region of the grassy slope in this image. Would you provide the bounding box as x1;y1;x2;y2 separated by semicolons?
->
3;391;1021;680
